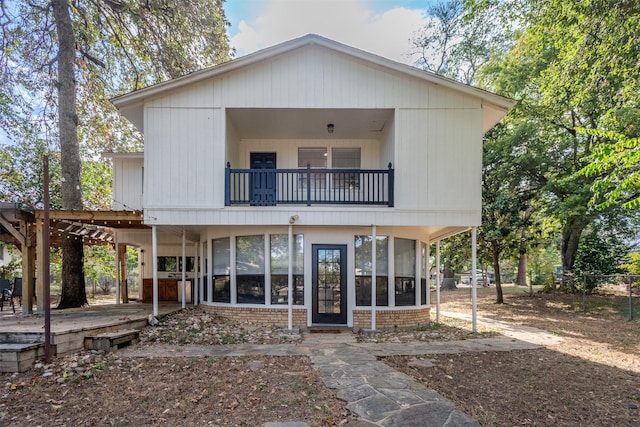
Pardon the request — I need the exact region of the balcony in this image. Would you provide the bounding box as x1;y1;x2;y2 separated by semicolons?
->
225;163;394;207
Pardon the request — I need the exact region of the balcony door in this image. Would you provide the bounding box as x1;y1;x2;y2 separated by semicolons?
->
312;245;347;324
250;152;276;206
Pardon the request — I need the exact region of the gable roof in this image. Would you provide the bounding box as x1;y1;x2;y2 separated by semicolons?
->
112;34;516;131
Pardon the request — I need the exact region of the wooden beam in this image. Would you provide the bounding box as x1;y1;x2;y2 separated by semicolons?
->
35;210;143;222
0;214;25;246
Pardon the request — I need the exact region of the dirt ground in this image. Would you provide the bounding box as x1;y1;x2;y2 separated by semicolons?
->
386;285;640;426
1;285;639;426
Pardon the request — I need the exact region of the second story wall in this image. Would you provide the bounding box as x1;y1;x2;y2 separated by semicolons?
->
112;155;144;211
143;107;224;209
395;107;482;211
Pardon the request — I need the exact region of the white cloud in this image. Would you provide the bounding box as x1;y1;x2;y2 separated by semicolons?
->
230;0;428;65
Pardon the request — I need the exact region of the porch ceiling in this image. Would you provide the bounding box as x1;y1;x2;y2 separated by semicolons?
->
227;108;394;140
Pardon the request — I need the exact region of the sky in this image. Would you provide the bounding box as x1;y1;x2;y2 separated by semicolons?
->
224;0;435;65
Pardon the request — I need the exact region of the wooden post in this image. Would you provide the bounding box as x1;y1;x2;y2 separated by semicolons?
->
119;244;128;303
35;219;45;314
20;221;35;314
114;235;120;304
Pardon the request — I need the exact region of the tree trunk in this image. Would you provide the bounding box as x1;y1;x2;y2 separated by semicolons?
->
516;252;527;286
441;261;457;290
53;0;86;308
492;241;504;304
561;225;583;292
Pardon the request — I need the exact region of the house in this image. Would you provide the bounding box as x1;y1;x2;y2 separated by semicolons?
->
108;34;515;329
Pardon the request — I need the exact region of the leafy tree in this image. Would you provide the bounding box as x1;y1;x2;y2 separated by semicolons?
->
413;0;513;84
475;0;640;290
574;211;637;292
0;0;231;308
481;123;535;302
580;129;640;210
621;253;640;276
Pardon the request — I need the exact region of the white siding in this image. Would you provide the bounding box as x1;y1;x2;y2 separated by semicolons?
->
395;108;482;211
140;46;476;110
144;107;223;208
112;157;143;211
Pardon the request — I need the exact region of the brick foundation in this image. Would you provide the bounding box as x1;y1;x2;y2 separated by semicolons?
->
353;306;431;329
201;305;307;328
200;304;430;329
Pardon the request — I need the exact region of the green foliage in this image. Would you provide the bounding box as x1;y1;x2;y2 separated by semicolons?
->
620;252;640;276
472;0;640;279
84;245;116;295
574;212;637;292
579;127;640;210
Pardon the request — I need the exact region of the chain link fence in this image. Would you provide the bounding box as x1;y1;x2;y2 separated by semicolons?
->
580;274;640;321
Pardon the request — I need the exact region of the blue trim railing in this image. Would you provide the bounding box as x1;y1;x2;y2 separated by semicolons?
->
225;162;394;207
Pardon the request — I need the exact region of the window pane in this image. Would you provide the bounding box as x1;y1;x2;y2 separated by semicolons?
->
237;275;265;304
271;275;304;305
355;235;388;276
332;147;361;169
395;278;415;306
213;276;230;303
270;234;304;275
355;277;389;306
157;256;177;272
213;238;230;275
298;148;327;168
394;238;415;277
236;235;265;275
178;256;196;272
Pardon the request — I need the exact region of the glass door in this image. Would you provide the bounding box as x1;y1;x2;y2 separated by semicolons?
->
312;245;347;324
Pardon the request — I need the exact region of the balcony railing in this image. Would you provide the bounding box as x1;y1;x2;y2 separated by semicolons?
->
225;162;394;207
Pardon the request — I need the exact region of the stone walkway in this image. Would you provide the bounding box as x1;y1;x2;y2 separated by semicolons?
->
119;314;561;426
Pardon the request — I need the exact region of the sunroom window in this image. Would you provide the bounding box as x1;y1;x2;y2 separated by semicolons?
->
270;234;304;305
394;238;416;306
236;235;265;304
212;238;230;303
355;235;388;306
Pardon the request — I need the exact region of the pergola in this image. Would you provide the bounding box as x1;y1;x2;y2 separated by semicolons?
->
0;203;147;314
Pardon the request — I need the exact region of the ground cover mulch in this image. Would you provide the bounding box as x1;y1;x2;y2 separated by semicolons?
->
384;285;640;426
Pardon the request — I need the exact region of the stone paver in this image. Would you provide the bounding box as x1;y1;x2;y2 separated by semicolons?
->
298;332;481;427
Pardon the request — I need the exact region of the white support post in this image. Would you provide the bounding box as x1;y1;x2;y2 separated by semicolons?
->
426;240;430;307
114;233;121;304
287;224;293;331
194;241;199;306
436;240;441;323
152;225;158;317
471;226;478;332
371;225;377;331
207;241;213;303
181;228;186;309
